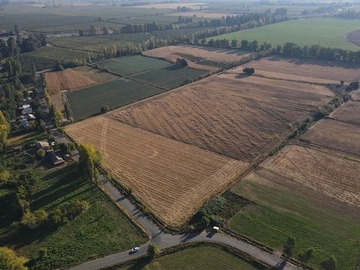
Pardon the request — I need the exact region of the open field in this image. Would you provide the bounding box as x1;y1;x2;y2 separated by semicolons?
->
111;74;329;161
45;69;95;94
212;18;360;50
66;79;164;120
132;66;207;89
65;118;248;226
73;66;119;84
0;164;145;270
143;45;251;64
118;245;263;270
94;55;172;76
261;144;360;207
300;118;360;158
346;29;360;47
246;56;360;84
230;168;360;270
330;101;360;125
50;33;151;51
134;2;205;10
352;90;360;101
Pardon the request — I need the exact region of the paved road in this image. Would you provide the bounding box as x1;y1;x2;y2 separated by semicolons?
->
69;178;302;270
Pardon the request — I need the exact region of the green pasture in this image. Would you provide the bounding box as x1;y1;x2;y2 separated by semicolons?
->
229;172;360;269
133;66;208;89
94;55;172;76
211;18;360;50
67;79;164;120
0;164;145;270
118;245;265;270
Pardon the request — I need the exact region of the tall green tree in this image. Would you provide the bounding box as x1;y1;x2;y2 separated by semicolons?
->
0;247;28;270
78;144;101;182
0;111;10;151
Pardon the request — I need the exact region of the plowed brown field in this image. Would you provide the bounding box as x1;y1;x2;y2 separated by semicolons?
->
300;118;360;157
247;56;360;83
331;101;360;125
44;68;95;94
65;117;249;226
261;145;360;207
110;75;330;161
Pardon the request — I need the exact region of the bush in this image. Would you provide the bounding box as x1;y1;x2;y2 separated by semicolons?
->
50;200;89;225
36;149;46;158
298;247;314;263
147;244;159;258
321;255;337;270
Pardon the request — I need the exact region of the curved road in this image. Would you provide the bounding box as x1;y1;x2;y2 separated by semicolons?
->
68;177;302;270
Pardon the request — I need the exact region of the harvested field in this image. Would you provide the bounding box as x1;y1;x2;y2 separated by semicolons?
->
135;3;204;9
352;90;360;101
300;118;360;158
220;73;334;100
331;101;360;125
247;56;360;83
347;29;360;47
45;69;95;94
261;145;360;208
110;75;320;161
143;45;251;64
65;118;248;226
73;66;119;84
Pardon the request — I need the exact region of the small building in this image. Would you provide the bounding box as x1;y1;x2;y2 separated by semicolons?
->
26;114;36;120
36;140;50;150
212;226;220;232
18;104;31;110
21;107;33;115
48;151;65;166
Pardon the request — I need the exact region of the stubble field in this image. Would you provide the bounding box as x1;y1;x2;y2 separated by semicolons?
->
45;68;95;94
111;74;331;161
143;45;251;65
261;144;360;207
330;100;360;125
300;118;360;158
246;56;360;83
65;117;248;226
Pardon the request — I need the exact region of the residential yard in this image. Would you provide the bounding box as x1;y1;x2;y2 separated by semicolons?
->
0;164;145;270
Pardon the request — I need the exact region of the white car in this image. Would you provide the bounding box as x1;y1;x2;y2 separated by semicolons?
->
130;247;139;253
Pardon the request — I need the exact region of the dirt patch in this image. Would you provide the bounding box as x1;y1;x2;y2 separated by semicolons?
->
109;75;323;161
247;56;360;83
351;90;360;101
45;68;95;95
143;45;251;64
300;118;360;158
261;145;360;208
73;66;119;84
346;29;360;47
65;118;248;226
330;101;360;125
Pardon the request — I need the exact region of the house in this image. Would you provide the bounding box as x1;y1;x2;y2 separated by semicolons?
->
47;151;65;166
21;107;33;115
26;114;36;120
36;140;50;150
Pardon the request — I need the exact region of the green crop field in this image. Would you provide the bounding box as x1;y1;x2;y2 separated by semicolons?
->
18;46;89;71
117;245;265;270
211;18;360;50
50;33;152;51
229;172;360;270
133;66;208;89
94;55;172;76
67;78;164;120
0;164;145;270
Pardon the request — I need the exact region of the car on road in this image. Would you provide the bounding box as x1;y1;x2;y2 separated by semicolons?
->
130;247;139;253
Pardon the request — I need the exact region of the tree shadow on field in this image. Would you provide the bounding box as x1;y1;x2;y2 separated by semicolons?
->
128;256;152;270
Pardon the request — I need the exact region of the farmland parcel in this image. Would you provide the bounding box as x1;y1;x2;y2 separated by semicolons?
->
67;79;164;120
65;118;249;226
111;73;332;161
211;18;360;50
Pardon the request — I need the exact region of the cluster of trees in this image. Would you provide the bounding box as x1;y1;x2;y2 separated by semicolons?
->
0;33;47;59
0;111;9;152
0;247;28;270
0;76;25;120
336;8;360;19
78;144;102;182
